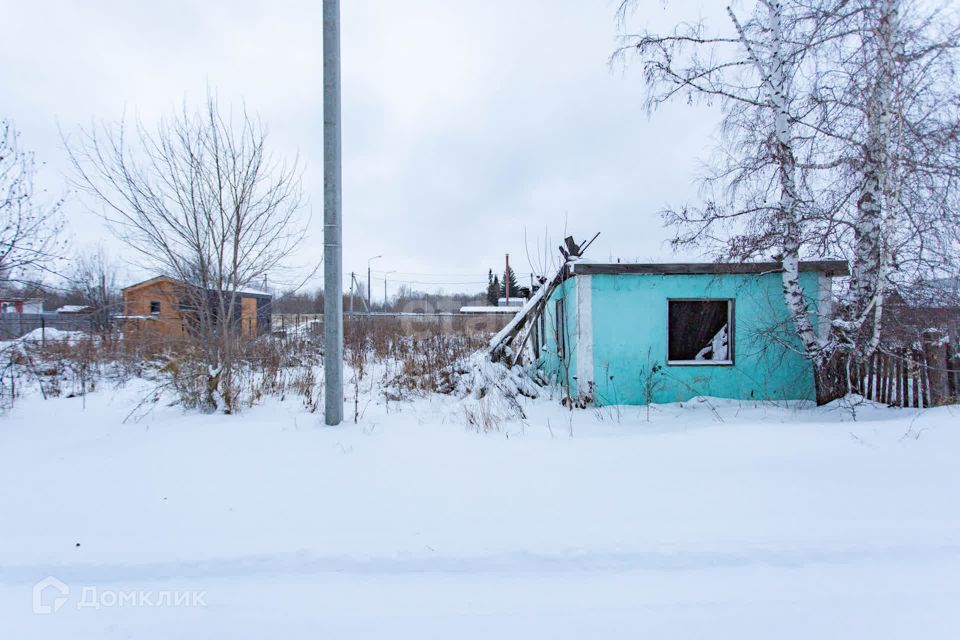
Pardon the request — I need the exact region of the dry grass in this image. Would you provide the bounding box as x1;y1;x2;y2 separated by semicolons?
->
343;317;489;395
1;315;501;414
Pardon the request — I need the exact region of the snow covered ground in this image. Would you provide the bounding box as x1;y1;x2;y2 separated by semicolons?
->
1;381;958;638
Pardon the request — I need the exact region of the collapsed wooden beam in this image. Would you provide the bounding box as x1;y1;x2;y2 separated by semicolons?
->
487;234;597;364
487;264;562;363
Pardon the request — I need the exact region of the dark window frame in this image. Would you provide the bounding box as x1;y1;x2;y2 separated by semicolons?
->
555;298;566;360
149;300;161;315
666;298;735;366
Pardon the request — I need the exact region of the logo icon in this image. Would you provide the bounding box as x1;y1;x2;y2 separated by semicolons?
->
32;576;69;614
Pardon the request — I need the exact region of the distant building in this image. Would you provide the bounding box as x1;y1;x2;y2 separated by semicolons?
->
885;279;960;344
459;305;520;315
56;305;94;315
461;296;527;315
0;297;43;314
118;276;272;338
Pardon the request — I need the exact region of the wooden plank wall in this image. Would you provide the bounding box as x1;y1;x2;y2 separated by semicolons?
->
851;330;959;407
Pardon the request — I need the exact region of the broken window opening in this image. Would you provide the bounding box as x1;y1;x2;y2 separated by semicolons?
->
668;299;733;365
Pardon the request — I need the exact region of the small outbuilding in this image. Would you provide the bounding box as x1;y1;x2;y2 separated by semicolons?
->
536;260;848;406
458;306;517;315
0;297;44;314
56;305;94;316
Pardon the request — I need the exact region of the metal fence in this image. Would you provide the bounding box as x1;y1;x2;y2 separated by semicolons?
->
0;314;97;341
271;312;515;339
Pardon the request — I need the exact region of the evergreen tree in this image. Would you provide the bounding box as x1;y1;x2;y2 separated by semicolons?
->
485;269;500;306
501;266;519;300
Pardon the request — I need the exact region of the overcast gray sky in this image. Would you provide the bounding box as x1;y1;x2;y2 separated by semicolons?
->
1;0;726;296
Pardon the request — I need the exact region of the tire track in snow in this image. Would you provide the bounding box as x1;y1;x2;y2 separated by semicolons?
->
3;544;960;585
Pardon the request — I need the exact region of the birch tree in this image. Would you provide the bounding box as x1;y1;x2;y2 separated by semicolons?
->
617;0;960;401
616;1;838;399
802;0;960;355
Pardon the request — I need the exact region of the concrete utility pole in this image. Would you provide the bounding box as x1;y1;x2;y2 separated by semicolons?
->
367;255;381;311
384;270;395;308
349;272;355;317
353;273;369;312
505;253;511;305
323;0;343;425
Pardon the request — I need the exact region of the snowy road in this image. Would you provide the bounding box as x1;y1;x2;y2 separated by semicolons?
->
4;551;958;638
1;385;958;638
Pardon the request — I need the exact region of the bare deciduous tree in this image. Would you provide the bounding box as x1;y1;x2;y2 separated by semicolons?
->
0;120;65;286
67;96;307;412
71;247;122;332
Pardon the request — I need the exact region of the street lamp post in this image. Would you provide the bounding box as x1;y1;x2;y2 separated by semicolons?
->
367;255;382;311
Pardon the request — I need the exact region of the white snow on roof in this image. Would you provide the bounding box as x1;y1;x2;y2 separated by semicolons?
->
56;305;92;313
459;306;518;314
236;287;271;297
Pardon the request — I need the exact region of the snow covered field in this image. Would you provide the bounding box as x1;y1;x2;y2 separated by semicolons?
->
1;381;958;638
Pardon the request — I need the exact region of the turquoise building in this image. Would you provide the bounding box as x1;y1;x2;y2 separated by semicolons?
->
536;261;848;406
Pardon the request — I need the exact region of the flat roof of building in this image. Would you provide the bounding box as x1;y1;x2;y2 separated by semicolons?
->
570;260;849;277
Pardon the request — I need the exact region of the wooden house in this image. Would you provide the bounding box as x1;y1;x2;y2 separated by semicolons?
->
119;276;272;338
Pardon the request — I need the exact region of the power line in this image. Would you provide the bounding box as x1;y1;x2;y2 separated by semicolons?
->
374;279;487;286
367;275;487;285
370;269;536;277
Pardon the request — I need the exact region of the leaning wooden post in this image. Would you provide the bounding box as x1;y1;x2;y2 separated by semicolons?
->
894;354;904;407
877;353;886;404
911;350;921;408
890;354;898;406
883;353;897;404
948;340;960;402
922;330;949;407
950;344;960;401
900;349;909;407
